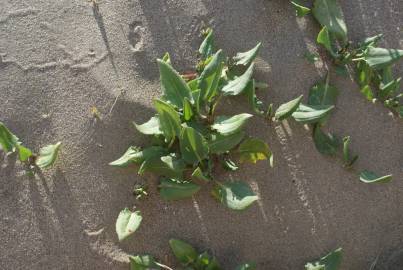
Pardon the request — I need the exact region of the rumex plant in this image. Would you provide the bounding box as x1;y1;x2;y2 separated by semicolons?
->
111;29;274;241
129;238;255;270
0;121;61;170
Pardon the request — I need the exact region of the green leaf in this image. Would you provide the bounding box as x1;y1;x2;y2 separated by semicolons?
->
292;104;334;124
233;42;262;66
162;52;171;64
208;132;245;154
379;77;401;99
236;262;257;270
179;127;209;164
159;178;201;200
153;99;182;144
313;126;339;155
169;239;198;265
198;49;224;102
312;0;348;42
194;252;222;270
35;142;61;169
109;146;168;167
275;95;303;120
139;155;185;178
0;121;20;153
244;80;264;115
305;248;342;270
115;208;142;241
192;167;210;181
211;113;252;135
221;63;254;96
157;59;193;108
363;47;403;70
183;98;194;121
360;170;392;184
360;85;374;101
360;34;383;49
291;1;311;17
342;136;358;167
239;138;272;164
17;144;33;162
129;255;160;270
308;77;339;106
317;27;336;56
212;181;258;211
134;116;163;135
199;28;214;59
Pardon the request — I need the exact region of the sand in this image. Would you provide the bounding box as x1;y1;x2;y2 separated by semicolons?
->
0;0;402;269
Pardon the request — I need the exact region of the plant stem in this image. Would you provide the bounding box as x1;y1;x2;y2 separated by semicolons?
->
155;262;174;270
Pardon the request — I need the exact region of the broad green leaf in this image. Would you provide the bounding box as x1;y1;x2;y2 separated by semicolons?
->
35;142;61;169
192;167;210;181
233;42;262;66
154;99;181;144
109;146;168;167
360;170;392;184
212;181;258;211
275;95;303;120
139;155;185;178
312;0;348;42
0;121;20;153
363;47;403;70
116;208;142;241
221;158;239;171
305;248;342;270
198;49;224;102
129;255;160;270
211;113;252;135
239;138;272;164
183;98;194;121
134;116;162;135
244;80;264;114
199;29;214;60
179;127;209;164
317;27;336;57
292;104;334;124
187;78;199;91
221;63;254;96
291;1;311;17
159;178;200;200
157;59;193;108
342;136;358;167
208;132;245;154
236;262;257;270
313;126;339;155
169;239;198;265
308;77;339;106
17;145;32;162
360;85;374;101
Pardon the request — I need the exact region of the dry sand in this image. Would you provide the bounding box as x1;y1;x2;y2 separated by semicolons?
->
0;0;403;269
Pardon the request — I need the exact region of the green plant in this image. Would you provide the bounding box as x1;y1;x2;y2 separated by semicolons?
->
129;238;255;270
0;121;61;169
305;247;342;270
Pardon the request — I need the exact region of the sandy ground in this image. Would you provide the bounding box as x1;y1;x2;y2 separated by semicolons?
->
0;0;402;269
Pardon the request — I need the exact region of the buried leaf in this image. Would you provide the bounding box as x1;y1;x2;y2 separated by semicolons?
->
0;121;20;153
239;138;272;165
342;136;358;167
129;255;160;270
169;239;198;265
158;59;193;108
154;99;182;144
211;113;253;135
275;95;303;120
179;127;209;164
109;146;167;167
312;0;348;42
291;1;311;17
305;248;342;270
208;131;245;154
159;178;201;200
35;142;62;169
359;170;392;184
233;42;262;66
192;167;210;181
362;47;403;70
313;126;339;155
221;63;254;96
292;104;334;124
212;181;258;211
198;49;224;102
116;208;142;241
139;155;185;178
134;116;162;135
